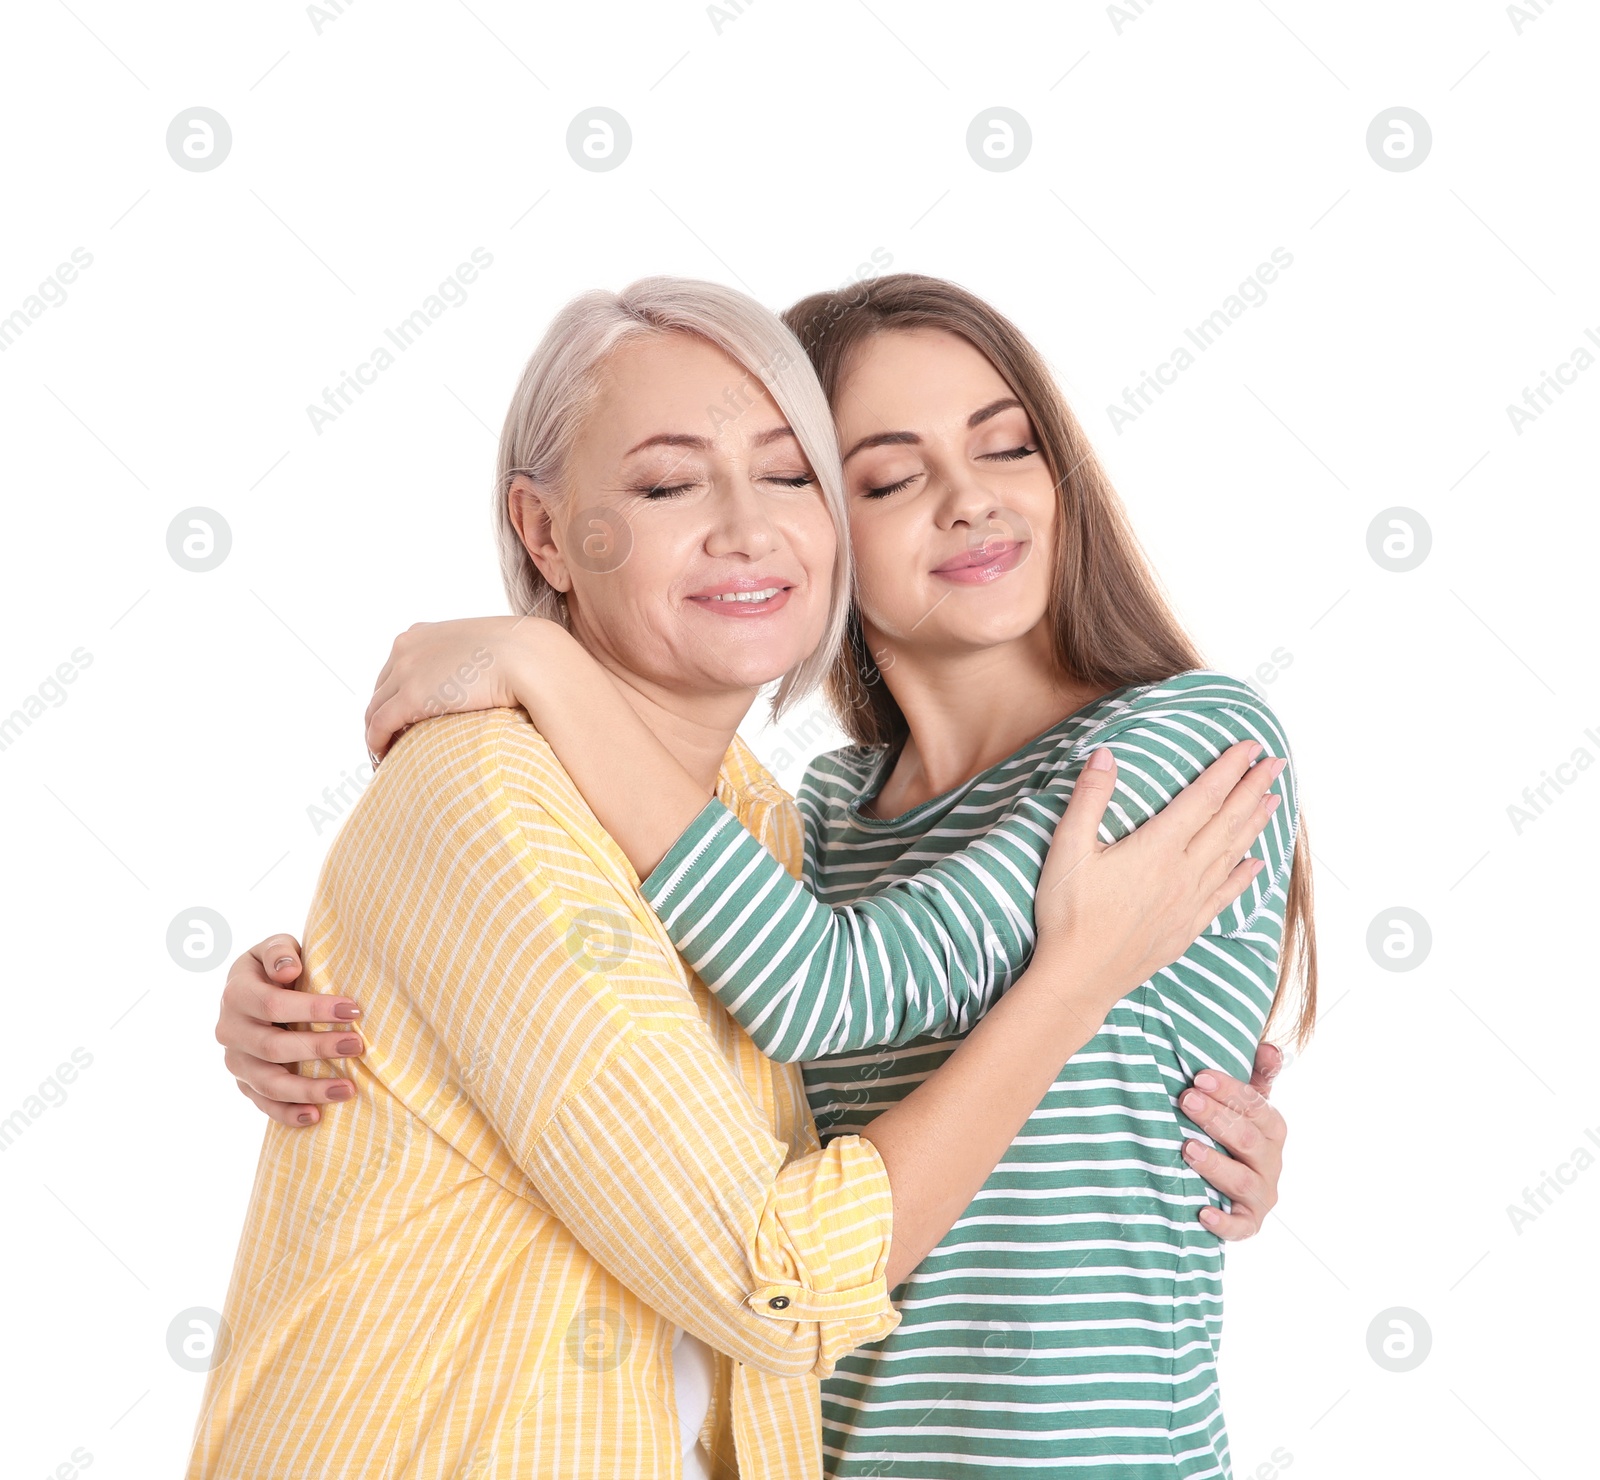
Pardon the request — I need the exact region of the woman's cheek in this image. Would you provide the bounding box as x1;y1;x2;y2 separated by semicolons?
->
851;558;906;638
792;512;837;584
1023;482;1058;542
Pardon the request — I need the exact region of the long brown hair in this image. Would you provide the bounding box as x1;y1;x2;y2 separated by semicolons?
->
781;273;1316;1051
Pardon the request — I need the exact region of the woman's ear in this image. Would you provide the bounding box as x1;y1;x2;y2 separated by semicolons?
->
507;474;571;594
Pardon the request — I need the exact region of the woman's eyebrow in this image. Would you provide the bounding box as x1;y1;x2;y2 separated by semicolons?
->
842;399;1025;464
623;432;712;456
624;425;797;456
968;397;1023;428
842;429;919;464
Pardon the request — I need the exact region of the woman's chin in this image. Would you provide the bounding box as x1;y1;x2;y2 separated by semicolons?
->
719;648;813;692
880;607;1046;659
647;630;811;695
677;607;825;689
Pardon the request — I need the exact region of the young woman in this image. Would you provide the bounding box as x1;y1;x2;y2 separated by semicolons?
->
197;278;1286;1480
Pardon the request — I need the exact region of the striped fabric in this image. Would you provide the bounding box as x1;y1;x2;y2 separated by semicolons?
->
187;709;900;1480
643;671;1297;1477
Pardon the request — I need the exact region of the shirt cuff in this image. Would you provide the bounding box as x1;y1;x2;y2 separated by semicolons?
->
640;796;740;912
744;1132;901;1379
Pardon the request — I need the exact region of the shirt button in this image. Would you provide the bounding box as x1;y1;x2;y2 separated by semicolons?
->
768;1296;790;1310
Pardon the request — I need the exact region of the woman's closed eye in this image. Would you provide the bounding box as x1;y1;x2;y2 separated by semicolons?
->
863;471;923;500
862;446;1035;499
633;470;815;499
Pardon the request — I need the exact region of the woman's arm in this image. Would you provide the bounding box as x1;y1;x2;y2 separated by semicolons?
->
642;746;1282;1063
540;749;1178;1306
299;708;890;1378
365;619;1286;1065
366;616;719;877
217;944;1290;1240
309;717;1250;1374
651;674;1300;1073
856;745;1274;1282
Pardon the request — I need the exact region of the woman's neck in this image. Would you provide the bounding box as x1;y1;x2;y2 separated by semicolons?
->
865;623;1104;819
588;656;753;798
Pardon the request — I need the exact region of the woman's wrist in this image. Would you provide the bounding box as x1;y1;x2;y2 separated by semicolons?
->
1018;937;1126;1039
497;615;585;722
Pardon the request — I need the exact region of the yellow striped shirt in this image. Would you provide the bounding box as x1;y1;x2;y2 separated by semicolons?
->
187;709;900;1479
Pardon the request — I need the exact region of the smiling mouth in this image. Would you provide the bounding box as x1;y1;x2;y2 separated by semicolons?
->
702;587;783;603
686;580;796;615
931;540;1026;578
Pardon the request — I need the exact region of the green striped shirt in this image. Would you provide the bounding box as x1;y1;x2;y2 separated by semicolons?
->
642;670;1297;1477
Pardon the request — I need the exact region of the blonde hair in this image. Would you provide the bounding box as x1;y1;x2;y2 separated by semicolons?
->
493;276;852;719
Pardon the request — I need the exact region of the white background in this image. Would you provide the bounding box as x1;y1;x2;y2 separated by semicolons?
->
1;1;1595;1475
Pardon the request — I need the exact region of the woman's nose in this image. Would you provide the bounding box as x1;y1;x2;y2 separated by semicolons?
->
931;463;1003;532
704;477;780;559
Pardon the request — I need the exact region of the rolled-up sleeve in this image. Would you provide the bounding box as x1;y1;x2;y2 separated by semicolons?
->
526;1021;900;1380
360;712;901;1383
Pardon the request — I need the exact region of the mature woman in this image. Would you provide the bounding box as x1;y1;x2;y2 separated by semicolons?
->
192;279;1282;1480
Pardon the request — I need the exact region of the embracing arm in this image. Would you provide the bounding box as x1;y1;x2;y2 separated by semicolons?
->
218;934;1289;1243
221;630;1292;1246
366;621;1286;1065
523;746;1268;1295
366;618;1056;1055
306;711;890;1376
366;616;723;878
315;715;1210;1356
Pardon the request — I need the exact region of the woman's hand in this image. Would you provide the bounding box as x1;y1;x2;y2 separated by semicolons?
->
215;935;364;1126
1182;1043;1288;1240
217;935;1290;1247
364;616;552;760
1033;741;1284;994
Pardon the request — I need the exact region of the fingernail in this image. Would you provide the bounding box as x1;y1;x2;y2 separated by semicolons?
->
1271;757;1287;778
325;1081;354;1101
297;1111;315;1125
1182;1140;1203;1162
336;1036;363;1056
1182;1090;1205;1113
1199;1207;1219;1226
1251;858;1265;875
273;957;296;973
334;1002;362;1021
1245;741;1263;760
1195;1072;1219;1093
1087;747;1114;771
1265;794;1282;813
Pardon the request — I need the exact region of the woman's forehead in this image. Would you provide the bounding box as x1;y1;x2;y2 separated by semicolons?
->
836;329;1014;432
590;333;786;448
